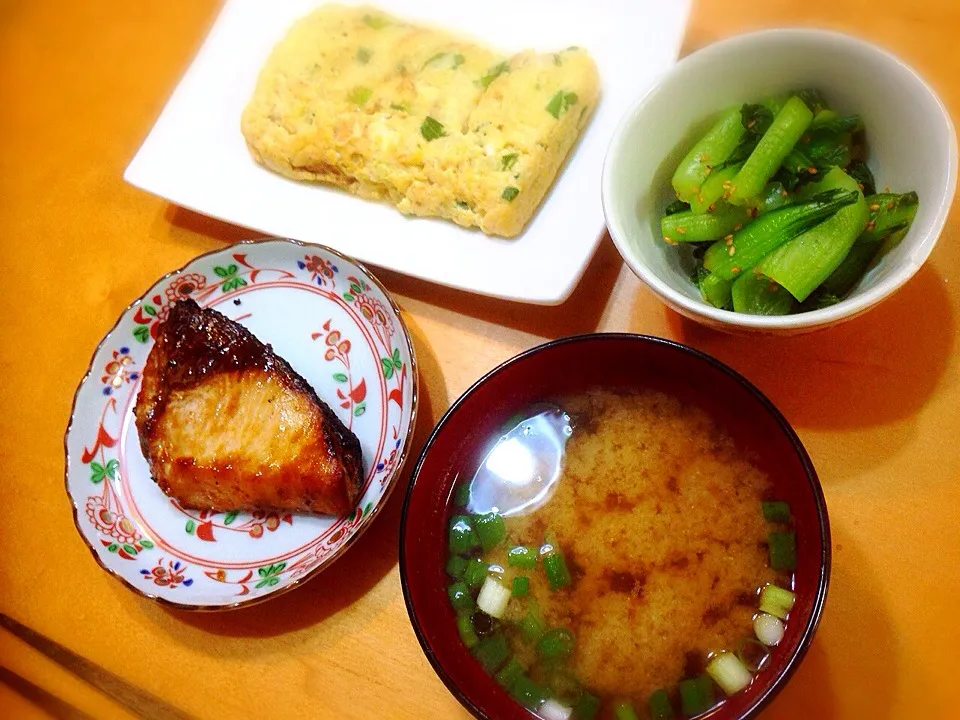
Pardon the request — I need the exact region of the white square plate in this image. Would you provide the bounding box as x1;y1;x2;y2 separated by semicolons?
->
125;0;691;304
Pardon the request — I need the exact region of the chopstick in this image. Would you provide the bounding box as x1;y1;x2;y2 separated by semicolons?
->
0;665;97;720
0;613;194;720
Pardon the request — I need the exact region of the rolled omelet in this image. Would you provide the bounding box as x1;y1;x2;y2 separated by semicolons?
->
241;4;600;238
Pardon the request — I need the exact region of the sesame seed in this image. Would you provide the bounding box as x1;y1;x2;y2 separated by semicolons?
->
865;221;876;231
724;234;734;242
733;224;742;231
747;119;756;128
697;195;704;204
781;190;789;197
676;227;686;235
857;183;865;191
708;203;716;212
886;202;895;210
727;246;736;257
664;237;675;244
807;167;818;174
730;267;741;274
869;203;881;211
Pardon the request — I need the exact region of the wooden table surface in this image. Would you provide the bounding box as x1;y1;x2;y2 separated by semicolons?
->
2;1;958;718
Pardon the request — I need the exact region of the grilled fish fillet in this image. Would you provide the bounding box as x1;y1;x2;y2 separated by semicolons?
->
134;299;363;516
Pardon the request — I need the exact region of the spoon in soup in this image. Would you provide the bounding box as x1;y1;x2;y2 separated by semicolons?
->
466;406;573;518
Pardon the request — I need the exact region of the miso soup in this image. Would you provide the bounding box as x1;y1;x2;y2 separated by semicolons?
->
445;389;797;719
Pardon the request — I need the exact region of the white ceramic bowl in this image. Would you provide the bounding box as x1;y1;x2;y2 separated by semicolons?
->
602;29;957;334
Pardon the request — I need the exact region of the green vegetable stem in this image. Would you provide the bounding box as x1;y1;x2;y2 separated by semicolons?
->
661;204;752;244
860;191;920;245
818;191;918;297
703;188;859;280
728;96;814;205
752;182;792;216
696;268;733;310
757;167;869;302
731;272;795;315
713;104;776;173
671;106;746;204
688;165;741;214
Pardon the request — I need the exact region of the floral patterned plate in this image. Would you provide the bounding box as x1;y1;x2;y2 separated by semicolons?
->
64;239;418;610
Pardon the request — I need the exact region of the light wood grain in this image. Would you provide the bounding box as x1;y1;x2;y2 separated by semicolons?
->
1;1;958;718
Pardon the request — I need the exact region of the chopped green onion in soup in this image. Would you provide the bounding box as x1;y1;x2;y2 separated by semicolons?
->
754;613;786;646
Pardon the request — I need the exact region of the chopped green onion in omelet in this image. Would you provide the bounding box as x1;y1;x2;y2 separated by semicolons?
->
420;116;445;141
479;60;510;88
347;86;373;105
362;13;389;29
546;90;579;119
423;51;465;70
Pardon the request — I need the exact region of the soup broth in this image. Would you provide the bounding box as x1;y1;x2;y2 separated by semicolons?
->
445;389;798;719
